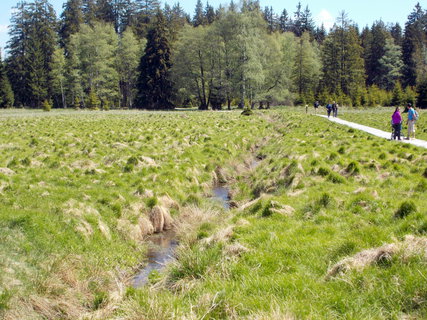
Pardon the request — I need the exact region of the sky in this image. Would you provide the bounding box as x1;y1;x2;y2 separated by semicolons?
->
0;0;422;53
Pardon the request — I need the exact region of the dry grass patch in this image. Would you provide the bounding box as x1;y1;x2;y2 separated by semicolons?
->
326;235;427;279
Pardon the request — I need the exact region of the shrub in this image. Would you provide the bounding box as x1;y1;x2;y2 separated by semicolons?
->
42;99;52;112
395;201;417;218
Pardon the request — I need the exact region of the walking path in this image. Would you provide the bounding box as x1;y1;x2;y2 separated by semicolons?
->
318;115;427;149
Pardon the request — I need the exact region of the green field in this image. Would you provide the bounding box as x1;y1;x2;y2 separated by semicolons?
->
1;108;426;319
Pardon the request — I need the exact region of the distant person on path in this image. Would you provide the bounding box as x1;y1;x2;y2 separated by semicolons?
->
314;101;319;114
332;101;338;117
406;103;418;140
326;102;332;118
391;106;402;140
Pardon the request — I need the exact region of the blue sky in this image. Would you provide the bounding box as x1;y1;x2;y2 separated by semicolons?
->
0;0;422;53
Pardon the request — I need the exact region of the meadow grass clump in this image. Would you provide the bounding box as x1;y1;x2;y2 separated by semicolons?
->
423;168;427;178
346;161;360;175
317;167;330;176
327;171;345;184
394;201;417;219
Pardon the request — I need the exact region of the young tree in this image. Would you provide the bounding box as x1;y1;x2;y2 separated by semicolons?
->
69;22;119;107
51;47;67;108
292;31;321;103
135;11;174;109
118;29;143;108
378;38;403;90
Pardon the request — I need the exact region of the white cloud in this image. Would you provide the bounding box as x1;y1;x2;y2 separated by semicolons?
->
315;9;335;31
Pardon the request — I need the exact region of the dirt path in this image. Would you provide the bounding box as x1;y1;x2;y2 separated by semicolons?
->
318;115;427;149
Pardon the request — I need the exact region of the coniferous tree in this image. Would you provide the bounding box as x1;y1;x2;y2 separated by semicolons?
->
322;12;365;103
193;0;205;27
402;3;426;87
378;38;403;90
82;0;97;24
204;2;216;24
6;1;30;107
0;51;14;108
300;5;315;36
134;0;161;37
292;2;303;36
314;24;326;44
391;81;404;106
365;21;389;86
96;0;115;25
7;0;57;107
279;9;290;33
59;0;83;50
135;11;174;109
416;78;427;108
390;23;403;46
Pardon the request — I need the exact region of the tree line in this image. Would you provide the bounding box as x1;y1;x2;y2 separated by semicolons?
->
0;0;426;109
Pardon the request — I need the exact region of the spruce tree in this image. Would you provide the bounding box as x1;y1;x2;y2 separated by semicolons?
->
193;0;205;27
0;51;14;108
59;0;83;50
6;0;57;108
135;11;174;109
402;3;426;87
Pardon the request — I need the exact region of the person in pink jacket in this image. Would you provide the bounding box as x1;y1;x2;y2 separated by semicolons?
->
391;106;402;140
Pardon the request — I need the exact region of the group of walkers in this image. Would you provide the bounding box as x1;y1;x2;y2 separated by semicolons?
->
391;103;419;140
313;101;338;118
312;100;420;141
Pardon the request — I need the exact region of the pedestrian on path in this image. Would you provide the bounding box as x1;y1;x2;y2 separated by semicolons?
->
406;103;418;140
391;106;402;140
332;101;338;117
314;101;319;114
326;102;332;118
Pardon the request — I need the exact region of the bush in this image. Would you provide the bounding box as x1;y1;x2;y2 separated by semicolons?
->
395;201;417;218
42;99;52;112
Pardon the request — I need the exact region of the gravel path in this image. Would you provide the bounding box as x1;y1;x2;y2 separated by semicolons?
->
318;115;427;149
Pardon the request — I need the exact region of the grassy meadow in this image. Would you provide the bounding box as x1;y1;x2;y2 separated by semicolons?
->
0;108;426;319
